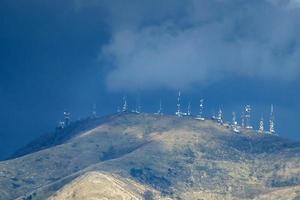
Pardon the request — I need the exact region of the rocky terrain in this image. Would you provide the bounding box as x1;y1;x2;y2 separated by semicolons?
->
0;112;299;200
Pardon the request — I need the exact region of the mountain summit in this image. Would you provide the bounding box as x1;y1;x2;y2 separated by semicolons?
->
0;113;299;200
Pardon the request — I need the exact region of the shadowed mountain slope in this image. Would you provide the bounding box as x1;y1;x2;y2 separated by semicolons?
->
10;116;112;159
0;113;299;200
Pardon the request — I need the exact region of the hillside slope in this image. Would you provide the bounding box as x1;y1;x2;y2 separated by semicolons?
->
0;113;299;199
48;171;169;200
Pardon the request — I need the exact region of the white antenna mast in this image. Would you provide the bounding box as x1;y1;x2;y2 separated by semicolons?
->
245;105;253;129
138;98;141;113
92;104;97;118
269;104;275;134
122;96;128;112
258;115;264;133
175;91;182;117
217;108;223;124
155;100;163;115
58;120;65;129
63;111;71;126
187;102;191;116
241;112;245;128
232;112;237;126
132;96;141;114
232;112;239;133
196;99;205;120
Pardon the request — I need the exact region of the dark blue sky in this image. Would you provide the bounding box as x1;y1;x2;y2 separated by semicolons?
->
0;0;300;160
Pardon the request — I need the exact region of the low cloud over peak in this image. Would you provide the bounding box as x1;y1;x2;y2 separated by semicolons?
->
94;0;300;91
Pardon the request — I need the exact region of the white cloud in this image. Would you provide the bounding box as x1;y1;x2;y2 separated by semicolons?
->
96;0;300;91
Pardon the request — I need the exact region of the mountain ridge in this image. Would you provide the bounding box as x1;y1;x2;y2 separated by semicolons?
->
0;112;299;199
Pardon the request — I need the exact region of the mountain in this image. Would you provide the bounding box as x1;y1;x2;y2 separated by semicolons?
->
47;171;170;200
0;112;300;200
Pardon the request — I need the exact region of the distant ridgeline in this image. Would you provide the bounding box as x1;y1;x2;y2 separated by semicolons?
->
57;91;276;135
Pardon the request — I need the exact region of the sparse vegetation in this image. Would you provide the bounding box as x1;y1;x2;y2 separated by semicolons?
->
0;113;299;199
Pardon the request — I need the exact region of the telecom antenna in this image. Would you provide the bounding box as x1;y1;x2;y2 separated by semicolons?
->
155;100;163;115
136;96;141;113
269;104;275;134
258;115;264;133
196;99;205;120
132;96;141;114
245;105;253;129
187;102;192;116
92;104;97;118
58;120;65;129
122;96;128;112
63;111;71;126
241;112;245;128
232;112;239;133
137;99;141;113
175;91;182;117
217;108;223;124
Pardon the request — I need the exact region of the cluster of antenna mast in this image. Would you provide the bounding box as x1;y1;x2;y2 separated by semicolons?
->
117;92;276;135
236;104;276;134
172;91;276;135
57;91;276;135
